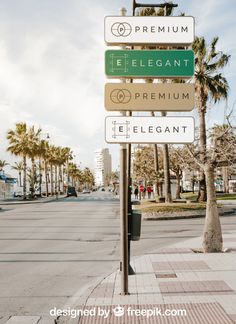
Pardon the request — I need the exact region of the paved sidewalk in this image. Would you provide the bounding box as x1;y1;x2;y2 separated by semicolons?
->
59;233;236;324
0;195;66;206
3;233;236;323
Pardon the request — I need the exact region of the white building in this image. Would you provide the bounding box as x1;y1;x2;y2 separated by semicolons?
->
0;173;17;199
94;148;112;187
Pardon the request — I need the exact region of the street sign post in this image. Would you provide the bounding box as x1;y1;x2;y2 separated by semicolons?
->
105;83;195;111
105;16;194;45
105;116;195;143
104;3;195;297
105;50;194;78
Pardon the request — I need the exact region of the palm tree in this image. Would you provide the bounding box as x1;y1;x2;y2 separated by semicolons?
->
39;140;50;197
7;123;30;199
37;139;47;196
27;125;41;198
11;161;24;187
0;160;9;174
193;37;230;201
48;145;57;196
63;147;73;186
83;167;94;189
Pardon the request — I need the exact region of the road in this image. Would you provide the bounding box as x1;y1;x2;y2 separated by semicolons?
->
0;191;236;322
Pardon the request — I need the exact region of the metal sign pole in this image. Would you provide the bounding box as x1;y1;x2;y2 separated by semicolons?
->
119;6;129;296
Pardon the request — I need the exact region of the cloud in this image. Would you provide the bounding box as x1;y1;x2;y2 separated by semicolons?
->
0;0;235;172
0;0;109;169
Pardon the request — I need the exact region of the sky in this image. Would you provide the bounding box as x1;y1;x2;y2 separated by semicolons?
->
0;0;235;176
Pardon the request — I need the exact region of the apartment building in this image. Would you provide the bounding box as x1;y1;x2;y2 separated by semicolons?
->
94;148;112;187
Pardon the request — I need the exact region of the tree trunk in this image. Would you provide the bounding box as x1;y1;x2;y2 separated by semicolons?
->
161;111;172;203
62;167;65;193
58;166;62;194
55;166;57;193
44;161;49;197
19;171;22;187
192;178;195;194
23;156;27;200
150;87;159;197
163;143;172;203
222;167;229;193
175;172;181;199
153;144;160;196
67;160;70;186
31;157;36;198
198;176;207;202
50;164;54;196
53;165;56;194
198;109;207;202
203;165;223;253
39;159;42;197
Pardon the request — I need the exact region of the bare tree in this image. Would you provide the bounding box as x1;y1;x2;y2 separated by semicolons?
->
182;124;236;252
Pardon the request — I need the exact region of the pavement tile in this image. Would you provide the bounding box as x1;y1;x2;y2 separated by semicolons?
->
38;317;54;324
79;232;236;321
159;280;233;295
229;314;236;323
76;303;234;324
153;261;210;271
5;316;41;324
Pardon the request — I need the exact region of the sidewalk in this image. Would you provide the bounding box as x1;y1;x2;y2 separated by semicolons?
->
62;233;236;324
0;195;66;206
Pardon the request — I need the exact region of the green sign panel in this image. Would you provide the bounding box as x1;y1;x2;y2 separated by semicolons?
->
105;50;194;78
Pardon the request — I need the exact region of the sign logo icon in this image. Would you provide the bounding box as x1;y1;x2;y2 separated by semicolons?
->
112;305;125;317
110;89;132;104
111;22;132;37
112;121;130;139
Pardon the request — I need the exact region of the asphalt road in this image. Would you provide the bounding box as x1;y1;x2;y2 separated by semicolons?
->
0;191;236;322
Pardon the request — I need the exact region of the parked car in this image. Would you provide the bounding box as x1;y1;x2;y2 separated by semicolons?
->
14;191;23;198
82;189;91;194
67;186;77;197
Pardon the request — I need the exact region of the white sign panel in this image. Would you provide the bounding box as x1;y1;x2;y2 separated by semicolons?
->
105;116;195;144
105;16;194;45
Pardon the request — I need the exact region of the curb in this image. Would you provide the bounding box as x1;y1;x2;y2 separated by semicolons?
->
0;196;66;206
142;209;236;221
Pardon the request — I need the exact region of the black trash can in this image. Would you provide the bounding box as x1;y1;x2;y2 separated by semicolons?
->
130;210;142;241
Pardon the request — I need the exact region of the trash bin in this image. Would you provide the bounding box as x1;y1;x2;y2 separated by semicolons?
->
130;210;142;241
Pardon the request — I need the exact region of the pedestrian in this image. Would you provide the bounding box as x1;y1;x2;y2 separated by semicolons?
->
139;185;144;199
134;187;139;199
142;187;146;199
147;186;153;199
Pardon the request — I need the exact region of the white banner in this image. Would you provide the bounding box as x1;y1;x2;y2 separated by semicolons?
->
105;16;194;45
105;116;195;143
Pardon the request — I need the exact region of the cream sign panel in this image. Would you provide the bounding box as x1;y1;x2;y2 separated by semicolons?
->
105;16;194;45
105;117;195;144
105;83;195;111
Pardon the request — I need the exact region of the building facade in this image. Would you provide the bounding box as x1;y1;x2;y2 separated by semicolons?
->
94;148;112;187
0;173;17;199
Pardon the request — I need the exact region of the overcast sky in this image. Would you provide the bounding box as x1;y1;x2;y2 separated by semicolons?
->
0;0;235;175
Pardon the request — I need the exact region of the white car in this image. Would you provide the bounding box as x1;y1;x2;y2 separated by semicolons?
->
82;189;91;194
